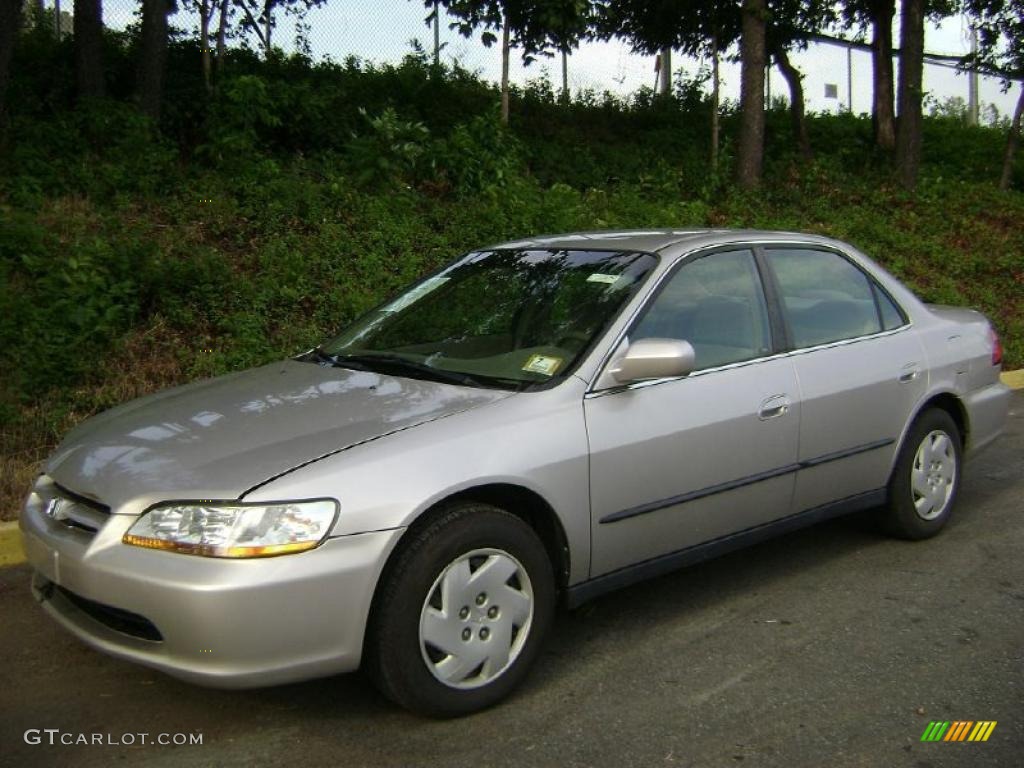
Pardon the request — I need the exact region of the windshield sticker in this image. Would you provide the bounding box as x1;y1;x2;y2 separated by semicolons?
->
382;276;450;313
522;354;563;376
586;273;620;285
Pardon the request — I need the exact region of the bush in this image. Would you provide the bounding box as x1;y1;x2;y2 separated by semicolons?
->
435;114;522;195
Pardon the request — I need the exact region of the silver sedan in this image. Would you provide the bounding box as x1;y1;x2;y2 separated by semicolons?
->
20;230;1011;716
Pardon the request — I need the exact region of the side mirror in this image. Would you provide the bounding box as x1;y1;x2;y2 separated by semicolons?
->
608;338;696;384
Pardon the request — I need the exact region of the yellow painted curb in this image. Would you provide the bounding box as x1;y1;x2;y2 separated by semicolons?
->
0;521;25;567
1001;369;1024;391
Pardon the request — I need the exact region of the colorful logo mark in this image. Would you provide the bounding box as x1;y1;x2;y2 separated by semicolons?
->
920;721;997;742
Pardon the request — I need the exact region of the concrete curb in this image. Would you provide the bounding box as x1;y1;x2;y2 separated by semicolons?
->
1;369;1021;569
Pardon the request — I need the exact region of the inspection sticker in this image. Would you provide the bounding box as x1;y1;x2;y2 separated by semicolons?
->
522;354;563;376
586;273;620;285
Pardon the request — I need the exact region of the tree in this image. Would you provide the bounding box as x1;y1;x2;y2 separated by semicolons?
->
965;0;1024;189
197;0;214;90
599;0;815;178
736;0;767;188
593;1;738;172
137;0;174;120
234;0;327;56
657;46;672;95
425;1;593;125
843;0;897;151
0;0;22;135
74;0;105;98
766;0;837;161
894;0;924;188
216;0;231;78
431;1;512;123
771;46;811;159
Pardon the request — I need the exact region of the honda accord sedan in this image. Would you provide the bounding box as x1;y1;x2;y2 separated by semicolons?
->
21;230;1011;716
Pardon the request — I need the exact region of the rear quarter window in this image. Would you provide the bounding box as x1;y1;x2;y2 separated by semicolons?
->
874;283;907;330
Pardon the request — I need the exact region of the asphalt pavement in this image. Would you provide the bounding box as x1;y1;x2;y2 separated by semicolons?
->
1;393;1021;768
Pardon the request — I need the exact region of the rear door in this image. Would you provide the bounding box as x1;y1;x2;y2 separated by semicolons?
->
761;246;926;513
585;247;801;577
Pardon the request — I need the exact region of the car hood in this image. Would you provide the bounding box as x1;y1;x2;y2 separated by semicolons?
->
45;360;512;512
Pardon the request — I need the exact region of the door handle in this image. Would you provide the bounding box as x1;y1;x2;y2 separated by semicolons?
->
899;363;921;383
758;395;791;420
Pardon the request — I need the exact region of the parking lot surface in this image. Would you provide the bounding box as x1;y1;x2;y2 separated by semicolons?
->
1;393;1021;768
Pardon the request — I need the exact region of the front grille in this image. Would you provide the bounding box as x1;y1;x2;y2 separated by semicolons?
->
55;586;164;642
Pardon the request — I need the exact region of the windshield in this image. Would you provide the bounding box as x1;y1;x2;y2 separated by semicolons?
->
311;248;658;390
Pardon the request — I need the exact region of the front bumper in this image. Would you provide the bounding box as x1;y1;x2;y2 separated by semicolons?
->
20;502;403;688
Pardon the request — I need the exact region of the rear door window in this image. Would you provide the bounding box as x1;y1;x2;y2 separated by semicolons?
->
765;248;885;348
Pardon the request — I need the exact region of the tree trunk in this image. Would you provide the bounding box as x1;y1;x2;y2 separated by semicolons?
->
999;83;1024;191
561;47;568;102
736;0;766;190
216;0;229;79
74;0;105;99
432;0;440;68
895;0;924;189
710;34;720;173
870;0;896;151
137;0;169;121
200;0;212;92
658;46;671;96
500;20;510;126
774;45;811;161
0;0;22;136
264;0;272;54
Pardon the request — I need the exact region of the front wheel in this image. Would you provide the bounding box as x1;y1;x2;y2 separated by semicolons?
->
366;502;555;717
880;408;962;540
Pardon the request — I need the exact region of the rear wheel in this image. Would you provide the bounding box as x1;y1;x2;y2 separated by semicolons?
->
366;502;555;717
880;408;962;540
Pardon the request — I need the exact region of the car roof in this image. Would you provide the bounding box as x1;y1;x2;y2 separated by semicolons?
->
486;229;840;254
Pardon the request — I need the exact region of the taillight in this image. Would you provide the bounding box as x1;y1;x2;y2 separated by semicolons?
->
990;327;1003;367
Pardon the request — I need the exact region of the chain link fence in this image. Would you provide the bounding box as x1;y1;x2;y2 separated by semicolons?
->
33;0;1023;124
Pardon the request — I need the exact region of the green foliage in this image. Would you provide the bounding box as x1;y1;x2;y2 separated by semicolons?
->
3;100;177;205
0;208;154;397
436;114;522;194
200;75;284;164
346;108;432;188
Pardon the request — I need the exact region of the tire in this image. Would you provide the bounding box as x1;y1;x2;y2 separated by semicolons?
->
365;502;556;717
880;408;962;540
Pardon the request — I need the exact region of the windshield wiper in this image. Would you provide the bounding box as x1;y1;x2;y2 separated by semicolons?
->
305;346;339;366
330;354;492;388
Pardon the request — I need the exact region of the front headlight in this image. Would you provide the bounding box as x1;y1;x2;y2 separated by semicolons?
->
123;499;338;558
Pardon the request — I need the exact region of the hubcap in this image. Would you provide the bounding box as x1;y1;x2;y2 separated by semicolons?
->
419;548;534;690
911;429;957;521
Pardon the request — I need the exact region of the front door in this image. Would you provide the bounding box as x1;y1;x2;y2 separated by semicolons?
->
585;248;801;577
